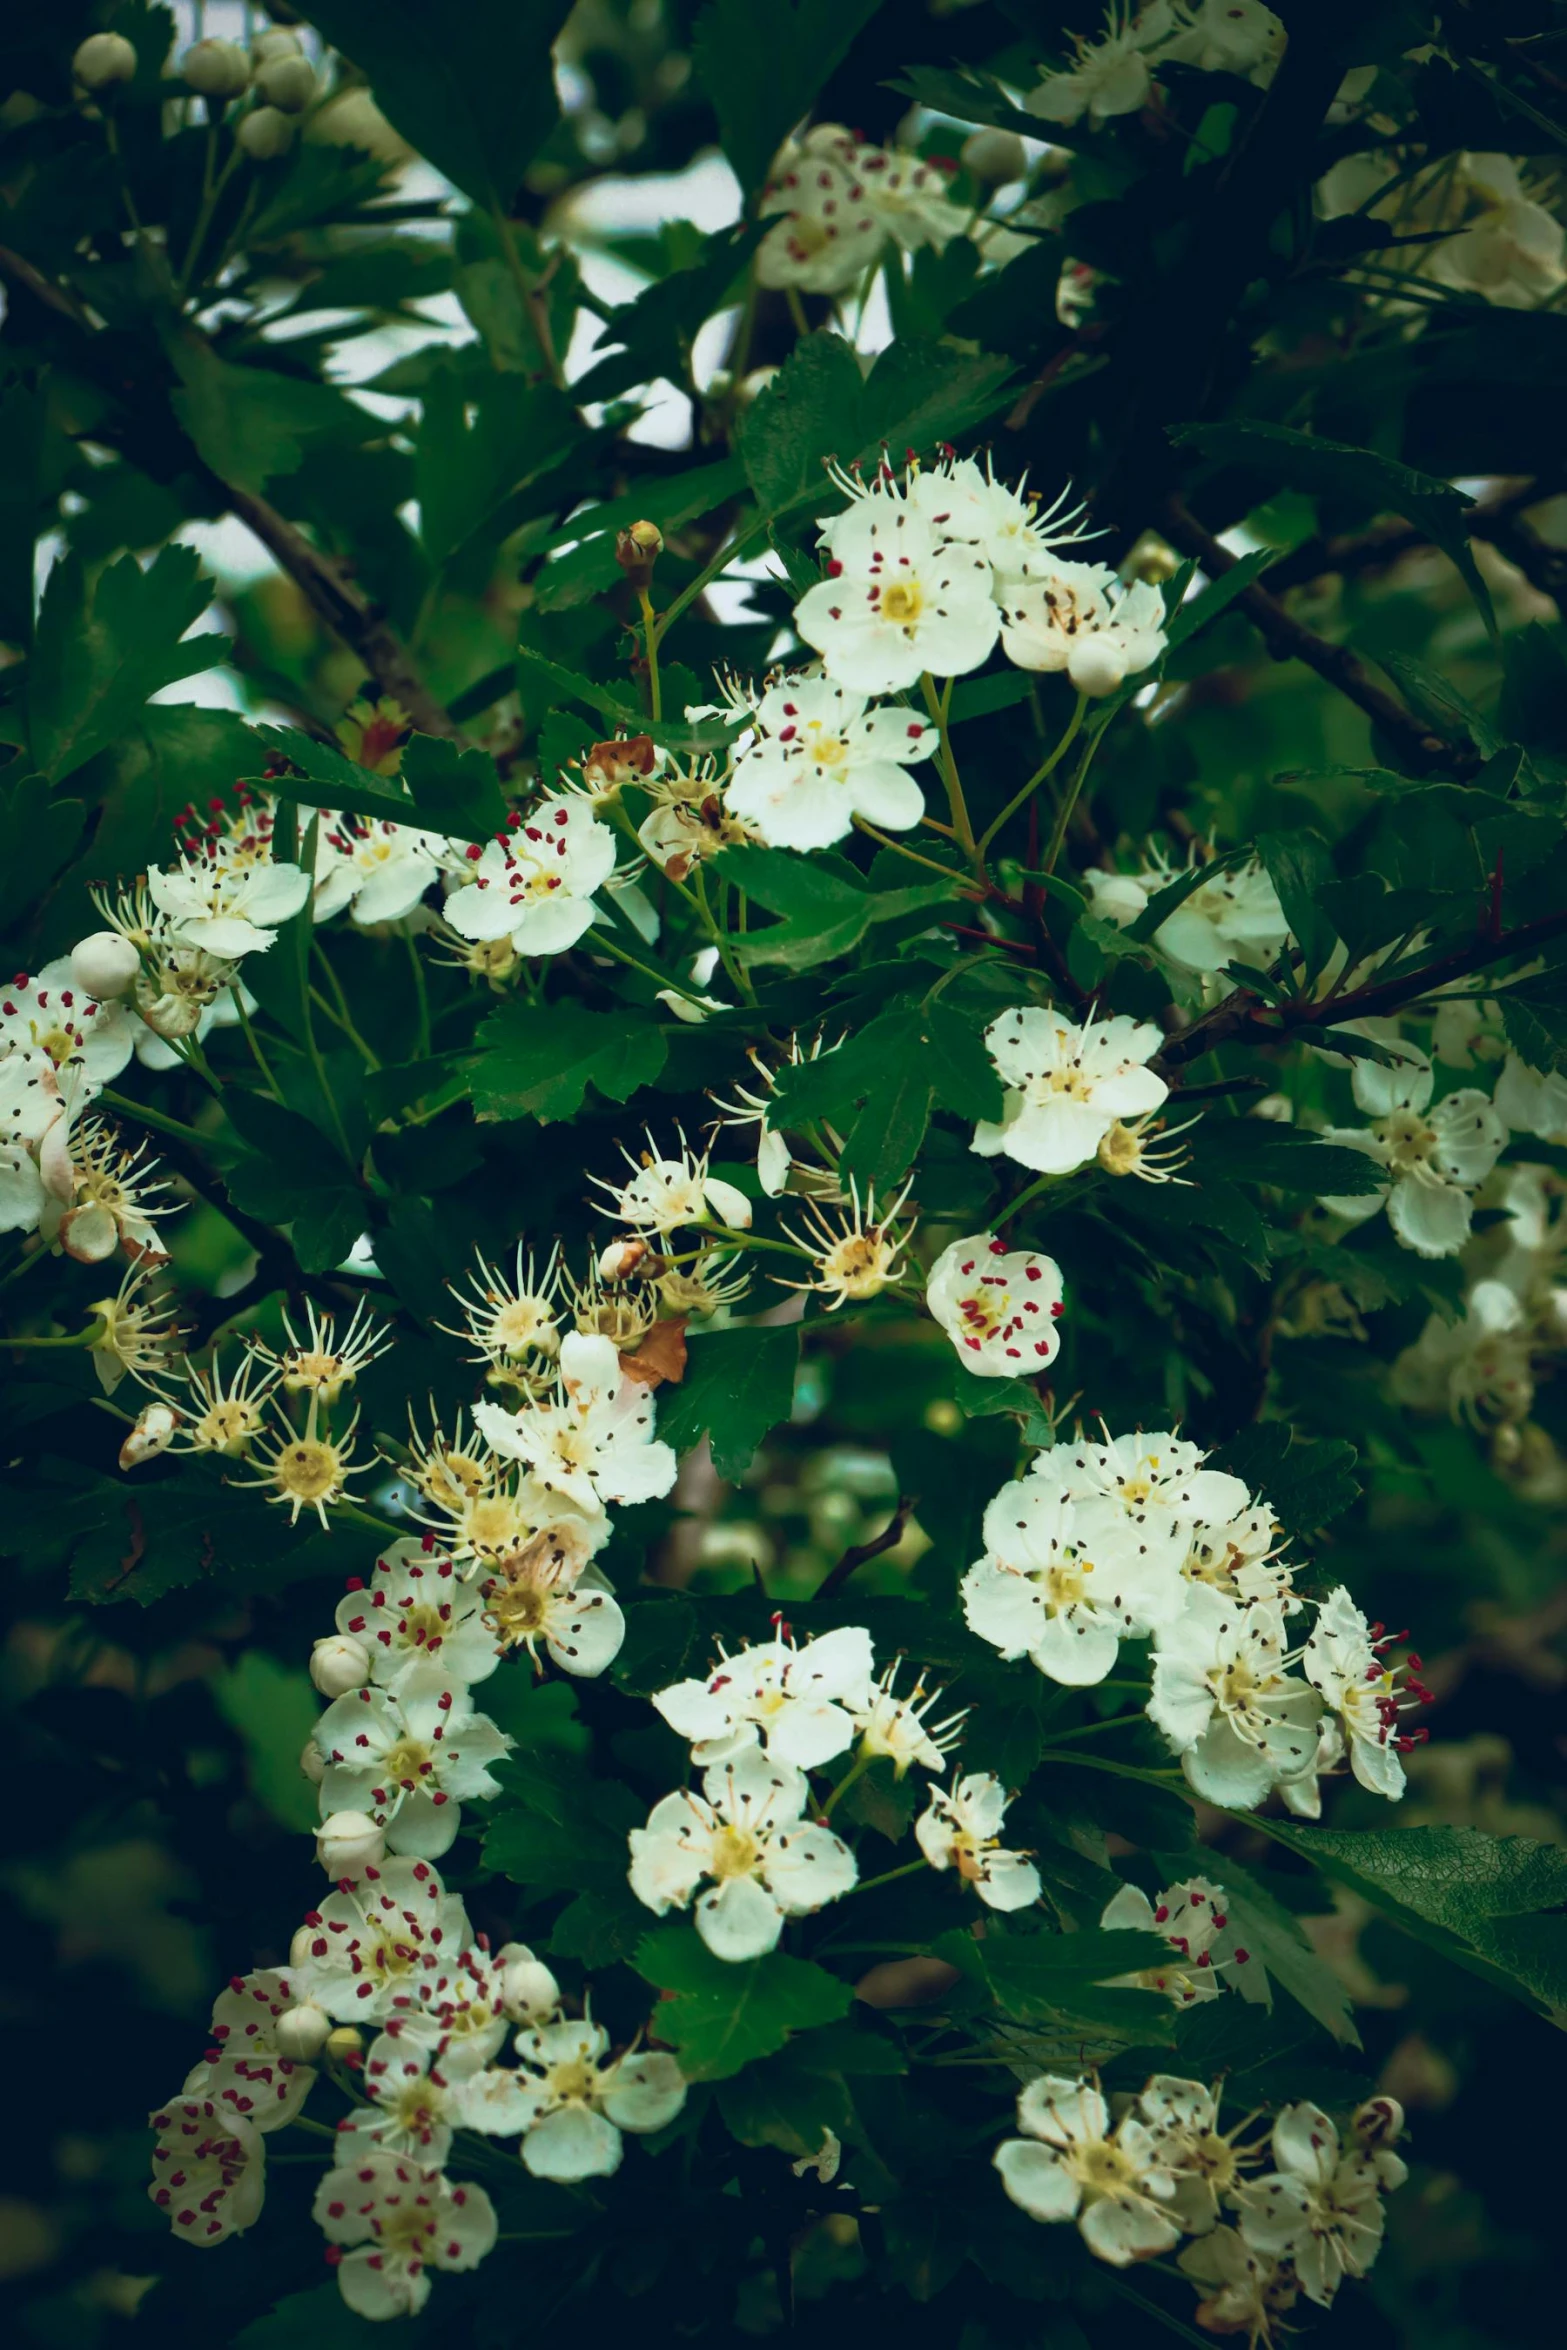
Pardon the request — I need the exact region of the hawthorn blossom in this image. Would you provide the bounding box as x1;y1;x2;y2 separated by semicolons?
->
971;1007;1169;1175
595;1130;753;1236
1085;855;1289;975
181;1969;317;2133
147;836;310;959
796;478;1000;695
725;675;937;850
438;1243;563;1376
1164;0;1286;82
454;2018;686;2181
1101;1876;1253;2007
1238;2099;1408;2306
335;1539;503;1692
41;1118;171;1263
313;1665;513;1859
1179;2225;1299;2347
915;1773;1041;1911
289;1858;473;2023
1494;1051;1567;1144
925;1231;1065;1375
1181;1503;1298;1609
758;125;885;294
1025;5;1172;127
1135;2074;1264;2234
628;1746;857;1961
1148;1585;1323;1805
906;455;1095;579
653;1622;875;1768
314;812;444;927
1319;1048;1505;1258
388;1941;530;2075
0;1137;45;1236
149;2097;266;2248
1426;153;1567;308
336;2031;456;2166
312;2153;496;2320
442;798;616;956
849;1660;966;1775
1042;1428;1252;1576
962;1474;1181;1686
997;561;1168;697
473;1331;678;1515
849;141;969;253
1303;1589;1430;1801
0;964;137;1091
483;1532;626;1678
995;2074;1182;2265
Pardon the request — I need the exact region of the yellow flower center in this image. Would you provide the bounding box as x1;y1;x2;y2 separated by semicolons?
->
879;580;923;626
379;1735;435;1788
1070;2138;1139;2202
272;1438;345;1505
195;1398;262;1454
709;1824;762;1882
1380;1109;1436;1172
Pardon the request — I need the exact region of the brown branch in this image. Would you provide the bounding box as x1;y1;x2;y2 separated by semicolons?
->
1261;479;1566;601
1159;905;1567;1072
1155;495;1476;776
814;1496;917;1600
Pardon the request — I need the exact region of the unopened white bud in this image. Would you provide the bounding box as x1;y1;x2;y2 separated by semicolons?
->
254;55;315;112
310;1633;370;1698
251;29;303;65
120;1401;177;1468
59;1203;120;1265
316;1809;385;1876
325;2025;364;2063
236;104;296;159
598;1238;651;1283
496;1942;561;2022
961;128;1027;185
299;1738;326;1786
1066;636;1128;699
70;931;142;999
73;33;137;91
181;38;250;98
274;1999;332;2062
1353;2095;1405;2149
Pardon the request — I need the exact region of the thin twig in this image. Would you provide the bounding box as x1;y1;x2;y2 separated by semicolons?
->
815;1496;917;1599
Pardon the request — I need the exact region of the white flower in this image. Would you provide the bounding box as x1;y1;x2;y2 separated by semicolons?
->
1494;1052;1567;1144
725;675;937;850
388;1943;518;2075
0;962;137;1090
962;1474;1181;1687
483;1534;626;1679
43;1117;171;1264
793;2129;843;2183
757;125;886;294
1164;0;1286;84
906;455;1095;579
628;1745;858;1961
1086;856;1289;975
1100;1876;1256;2006
1134;2073;1263;2233
334;1538;503;1692
1180;1503;1298;1609
313;2152;496;2320
915;1773;1041;1911
314;1665;513;1859
442;799;616;956
778;1177;914;1309
147;837;310;959
0;1137;45;1236
925;1231;1065;1375
995;2074;1182;2265
337;2031;456;2166
1179;2224;1298;2346
474;1331;677;1515
149;2096;266;2248
972;1008;1168;1175
1320;1049;1505;1258
181;1969;318;2136
1238;2100;1407;2306
1427;154;1567;308
455;2017;686;2181
1043;1428;1252;1577
848;140;969;253
998;562;1168;696
1026;4;1173;127
314;811;445;927
653;1621;875;1769
1304;1589;1428;1801
288;1858;473;2023
595;1130;753;1236
712;1042;815;1199
1389;1280;1535;1427
437;1242;563;1373
849;1660;966;1776
796;476;1001;695
1148;1584;1323;1805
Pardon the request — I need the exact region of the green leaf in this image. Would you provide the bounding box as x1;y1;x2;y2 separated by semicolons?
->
633;1926;851;2079
303;0;566;209
415;364;580;564
483;1757;643;1894
167;336;366;496
1498;979;1567;1075
692;0;884;195
471;999;668;1123
256;727;506;843
716;846;957;970
657;1325;801;1480
1258;1823;1567;2025
212;1652;321;1833
1171;419;1497;636
571;229;764;404
26;547;226;783
931;1926;1178;2041
515;643;641;728
1374;650;1504;756
1194;1119;1386;1199
1162;548;1278;652
548;1886;652;1969
220;1093;366;1274
1206;1421;1361;1537
1255;829;1339;981
1196;1854;1360;2047
714;2045;855;2158
0;771;85;927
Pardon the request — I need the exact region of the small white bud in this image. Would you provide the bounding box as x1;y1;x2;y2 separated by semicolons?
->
598;1238;651;1283
325;2025;364;2062
299;1738;326;1786
961;128;1027;186
274;2000;332;2062
73;33;137;91
181;38;250;99
236;104;296;159
70;930;142;999
496;1942;561;2022
59;1203;120;1265
316;1809;385;1876
309;1633;370;1698
120;1401;177;1468
1066;636;1128;698
251;29;303;64
253;55;315;113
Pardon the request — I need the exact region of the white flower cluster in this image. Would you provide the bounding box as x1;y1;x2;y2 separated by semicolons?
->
1392;1164;1567;1454
998;2070;1407;2326
1320;149;1566;312
758;124;969;296
1087;851;1290;981
961;1425;1431;1809
1026;2;1286;131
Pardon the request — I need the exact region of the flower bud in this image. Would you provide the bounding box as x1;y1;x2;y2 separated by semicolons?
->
1353;2095;1405;2149
274;2000;332;2062
73;33;137;91
59;1202;120;1265
299;1738;326;1786
598;1238;652;1284
615;521;663;590
309;1633;370;1698
236;104;296;159
181;38;250;99
136;985;206;1040
120;1401;177;1468
496;1942;561;2022
316;1810;385;1876
253;55;315;113
70;931;142;999
582;733;658;796
961;128;1027;186
1066;636;1128;699
325;2025;364;2064
252;29;303;64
